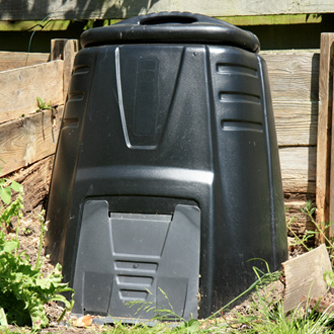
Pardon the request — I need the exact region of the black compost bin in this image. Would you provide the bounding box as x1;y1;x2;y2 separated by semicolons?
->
46;12;288;321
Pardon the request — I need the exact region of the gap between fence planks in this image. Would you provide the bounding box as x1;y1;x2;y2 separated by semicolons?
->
285;195;316;236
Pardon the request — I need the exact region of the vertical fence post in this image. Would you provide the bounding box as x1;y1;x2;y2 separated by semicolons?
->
50;39;79;101
316;33;334;243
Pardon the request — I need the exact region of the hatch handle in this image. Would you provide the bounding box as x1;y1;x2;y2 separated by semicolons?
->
140;14;198;25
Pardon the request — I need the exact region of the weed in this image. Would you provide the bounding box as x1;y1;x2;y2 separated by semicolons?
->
0;162;22;209
288;201;334;263
230;294;334;333
0;174;74;330
217;268;334;333
287;215;313;252
113;288;228;333
36;96;52;111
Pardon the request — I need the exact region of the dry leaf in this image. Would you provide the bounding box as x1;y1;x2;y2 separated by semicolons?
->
73;315;94;327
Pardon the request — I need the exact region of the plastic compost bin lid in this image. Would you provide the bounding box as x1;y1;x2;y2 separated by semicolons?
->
80;12;260;53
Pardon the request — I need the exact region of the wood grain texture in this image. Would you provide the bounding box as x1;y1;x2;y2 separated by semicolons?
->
0;52;50;72
0;60;64;123
1;0;334;20
274;102;318;147
0;106;64;177
264;51;319;195
51;39;79;100
12;156;54;213
282;244;331;313
262;52;319;102
279;147;316;194
316;34;334;240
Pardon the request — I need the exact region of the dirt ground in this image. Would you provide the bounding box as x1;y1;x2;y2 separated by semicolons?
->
4;206;106;333
5;206;334;333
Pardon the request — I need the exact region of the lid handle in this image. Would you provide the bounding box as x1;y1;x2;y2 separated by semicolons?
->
140;14;198;25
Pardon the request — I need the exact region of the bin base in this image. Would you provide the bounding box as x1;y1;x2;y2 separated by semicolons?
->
72;200;201;320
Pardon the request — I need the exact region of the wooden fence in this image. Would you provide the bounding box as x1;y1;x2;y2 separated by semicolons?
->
0;39;77;213
0;37;326;235
263;50;318;235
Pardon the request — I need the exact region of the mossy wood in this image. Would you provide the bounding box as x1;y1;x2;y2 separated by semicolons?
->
0;0;334;20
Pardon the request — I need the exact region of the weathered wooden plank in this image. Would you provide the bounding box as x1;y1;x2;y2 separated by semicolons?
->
262;52;319;102
279;147;316;194
282;244;331;313
274;102;318;147
0;52;50;72
1;0;334;20
0;60;63;123
0;106;64;178
150;1;334;17
316;33;334;241
11;156;54;213
51;39;79;100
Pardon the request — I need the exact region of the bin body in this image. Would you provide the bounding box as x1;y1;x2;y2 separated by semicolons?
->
46;12;288;320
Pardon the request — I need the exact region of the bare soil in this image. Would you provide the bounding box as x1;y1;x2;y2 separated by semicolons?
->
6;206;334;333
4;206;105;333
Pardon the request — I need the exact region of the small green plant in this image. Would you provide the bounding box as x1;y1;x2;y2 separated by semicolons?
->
288;201;334;262
36;96;52;111
213;262;334;334
0;174;74;330
287;216;313;252
0;177;21;208
229;293;334;333
119;289;224;333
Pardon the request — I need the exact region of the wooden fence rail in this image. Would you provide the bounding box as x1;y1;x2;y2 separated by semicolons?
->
1;0;334;20
0;39;77;212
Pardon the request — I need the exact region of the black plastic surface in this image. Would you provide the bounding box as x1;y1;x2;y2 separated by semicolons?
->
46;13;287;320
72;202;200;319
80;12;260;53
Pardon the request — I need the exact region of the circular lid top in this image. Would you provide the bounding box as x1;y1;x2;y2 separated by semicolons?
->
80;12;260;53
